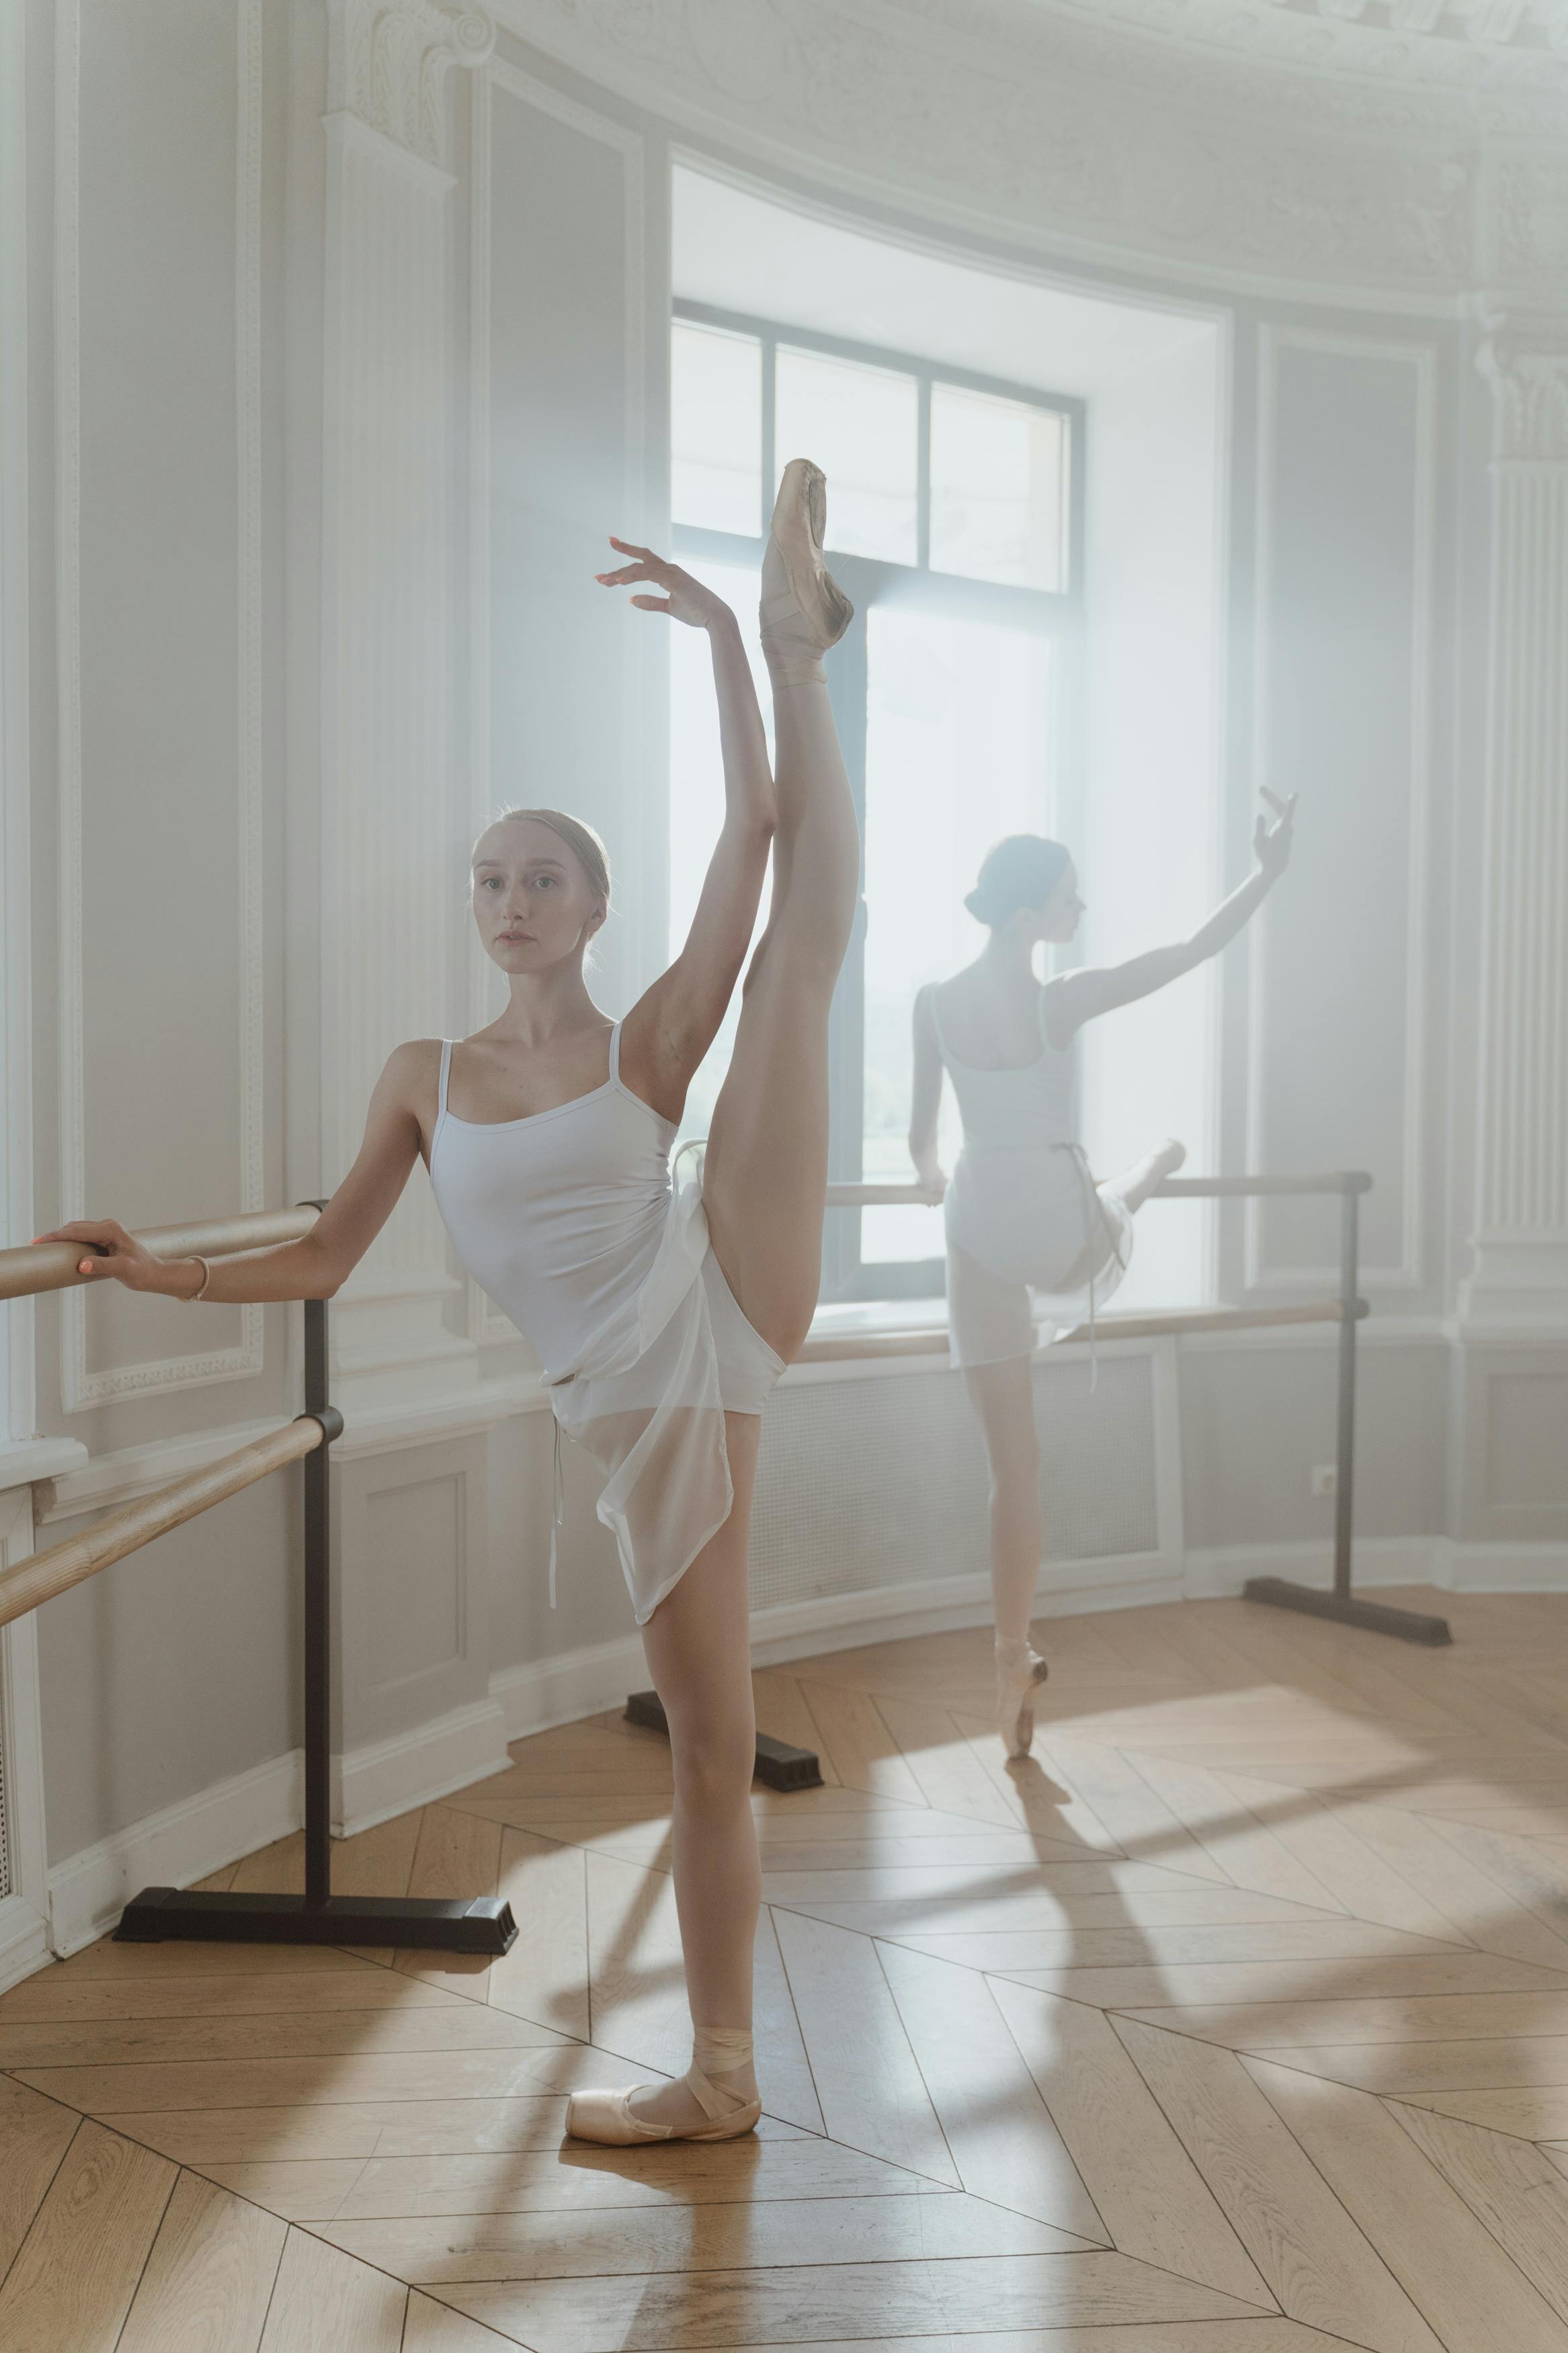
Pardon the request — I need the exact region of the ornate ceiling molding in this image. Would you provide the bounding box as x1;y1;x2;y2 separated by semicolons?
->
491;0;1568;297
1019;0;1568;92
327;0;495;165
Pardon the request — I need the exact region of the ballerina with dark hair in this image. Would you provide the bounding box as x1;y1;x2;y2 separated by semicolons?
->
909;796;1295;1759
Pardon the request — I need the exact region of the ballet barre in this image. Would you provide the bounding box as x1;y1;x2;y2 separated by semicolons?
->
0;1208;518;1956
824;1167;1451;1648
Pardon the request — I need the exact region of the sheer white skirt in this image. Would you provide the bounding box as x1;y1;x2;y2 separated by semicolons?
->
944;1142;1134;1370
545;1164;784;1624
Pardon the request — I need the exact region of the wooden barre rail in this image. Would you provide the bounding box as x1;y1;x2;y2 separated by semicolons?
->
0;1205;321;1304
798;1296;1365;1363
825;1170;1372;1209
0;1416;328;1632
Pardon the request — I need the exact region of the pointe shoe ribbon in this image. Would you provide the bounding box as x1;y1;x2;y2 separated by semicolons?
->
759;456;854;684
565;2027;761;2146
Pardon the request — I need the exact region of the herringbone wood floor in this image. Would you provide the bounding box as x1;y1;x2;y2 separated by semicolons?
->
5;1590;1568;2350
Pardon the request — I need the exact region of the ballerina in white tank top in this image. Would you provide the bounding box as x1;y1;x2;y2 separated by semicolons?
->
911;811;1296;1759
430;1020;782;1622
49;463;862;2151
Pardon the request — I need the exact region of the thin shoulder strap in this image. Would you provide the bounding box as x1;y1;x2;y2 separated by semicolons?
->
922;982;948;1060
608;1020;622;1086
435;1040;453;1135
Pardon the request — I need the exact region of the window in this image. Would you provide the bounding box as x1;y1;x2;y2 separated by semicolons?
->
669;302;1083;1302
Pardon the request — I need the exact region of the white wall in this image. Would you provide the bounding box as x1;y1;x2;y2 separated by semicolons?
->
1080;321;1224;1309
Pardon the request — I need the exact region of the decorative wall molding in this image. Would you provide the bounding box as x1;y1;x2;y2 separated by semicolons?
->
54;0;267;1410
0;1490;49;1975
1462;314;1568;1324
1;0;34;1447
489;0;1563;302
466;59;651;1345
327;0;494;166
319;5;493;1383
1246;324;1437;1293
1479;321;1568;461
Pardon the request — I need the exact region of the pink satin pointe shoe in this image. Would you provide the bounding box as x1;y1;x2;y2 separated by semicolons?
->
759;457;854;684
997;1636;1050;1761
565;2026;761;2147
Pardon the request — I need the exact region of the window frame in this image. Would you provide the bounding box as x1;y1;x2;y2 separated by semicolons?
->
671;299;1087;1303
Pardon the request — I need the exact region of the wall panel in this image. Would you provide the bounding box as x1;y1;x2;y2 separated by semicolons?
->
484;65;653;1019
57;0;264;1408
1248;328;1433;1291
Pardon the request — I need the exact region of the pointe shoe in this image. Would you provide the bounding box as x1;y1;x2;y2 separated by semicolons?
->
566;2071;761;2146
760;457;854;683
997;1638;1049;1761
565;2026;761;2146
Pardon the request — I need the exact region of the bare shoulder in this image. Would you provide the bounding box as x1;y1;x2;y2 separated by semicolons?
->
376;1037;446;1115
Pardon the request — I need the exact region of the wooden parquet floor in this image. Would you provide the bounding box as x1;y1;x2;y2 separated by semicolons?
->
5;1590;1568;2350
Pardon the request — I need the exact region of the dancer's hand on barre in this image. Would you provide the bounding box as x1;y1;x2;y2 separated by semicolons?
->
31;1219;192;1296
596;540;735;633
1253;787;1296;881
911;1160;948;1203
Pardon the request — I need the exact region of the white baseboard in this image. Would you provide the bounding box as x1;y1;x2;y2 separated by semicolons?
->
1183;1535;1568;1600
487;1554;1184;1741
334;1696;512;1840
46;1748;303;1960
1439;1539;1568;1592
42;1534;1568;1957
0;1891;51;1996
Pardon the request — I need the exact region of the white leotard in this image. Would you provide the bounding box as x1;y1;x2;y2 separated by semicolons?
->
923;981;1132;1367
429;1025;783;1624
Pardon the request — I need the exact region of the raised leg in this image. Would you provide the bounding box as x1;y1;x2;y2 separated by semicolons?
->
1054;1137;1187;1293
701;471;860;1363
1104;1135;1186;1220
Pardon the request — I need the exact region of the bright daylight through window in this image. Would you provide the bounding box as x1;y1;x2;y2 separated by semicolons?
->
669;309;1079;1303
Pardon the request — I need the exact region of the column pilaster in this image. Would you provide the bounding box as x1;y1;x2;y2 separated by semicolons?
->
1460;318;1568;1328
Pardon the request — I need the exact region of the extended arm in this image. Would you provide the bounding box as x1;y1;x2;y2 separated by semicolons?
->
599;541;775;1105
907;988;948;1197
36;1043;430;1303
1044;790;1295;1045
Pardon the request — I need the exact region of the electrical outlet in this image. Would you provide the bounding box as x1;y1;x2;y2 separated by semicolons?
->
1311;1464;1337;1499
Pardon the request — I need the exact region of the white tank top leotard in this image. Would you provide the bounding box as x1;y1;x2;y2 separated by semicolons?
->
922;980;1133;1369
429;1025;784;1624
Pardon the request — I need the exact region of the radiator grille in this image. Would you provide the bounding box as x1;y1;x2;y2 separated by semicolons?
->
751;1352;1159;1612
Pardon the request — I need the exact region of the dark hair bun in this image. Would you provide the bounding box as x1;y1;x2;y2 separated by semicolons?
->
966;835;1071;928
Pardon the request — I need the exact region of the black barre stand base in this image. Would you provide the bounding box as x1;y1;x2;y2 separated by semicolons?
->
1243;1577;1452;1647
113;1274;518;1960
625;1689;823;1792
116;1887;518;1952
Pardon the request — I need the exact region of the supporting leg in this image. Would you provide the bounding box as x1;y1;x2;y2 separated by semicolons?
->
624;1414;764;2131
964;1355;1053;1757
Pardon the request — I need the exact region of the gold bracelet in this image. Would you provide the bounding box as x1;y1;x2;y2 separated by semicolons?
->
188;1256;211;1301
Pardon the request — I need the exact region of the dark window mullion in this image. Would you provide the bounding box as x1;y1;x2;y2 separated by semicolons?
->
917;375;931;572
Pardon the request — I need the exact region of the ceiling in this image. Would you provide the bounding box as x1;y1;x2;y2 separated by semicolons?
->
672;169;1216;401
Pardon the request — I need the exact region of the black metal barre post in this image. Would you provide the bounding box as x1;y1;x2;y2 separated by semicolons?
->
1216;1173;1452;1647
824;1168;1453;1649
116;1215;520;1950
